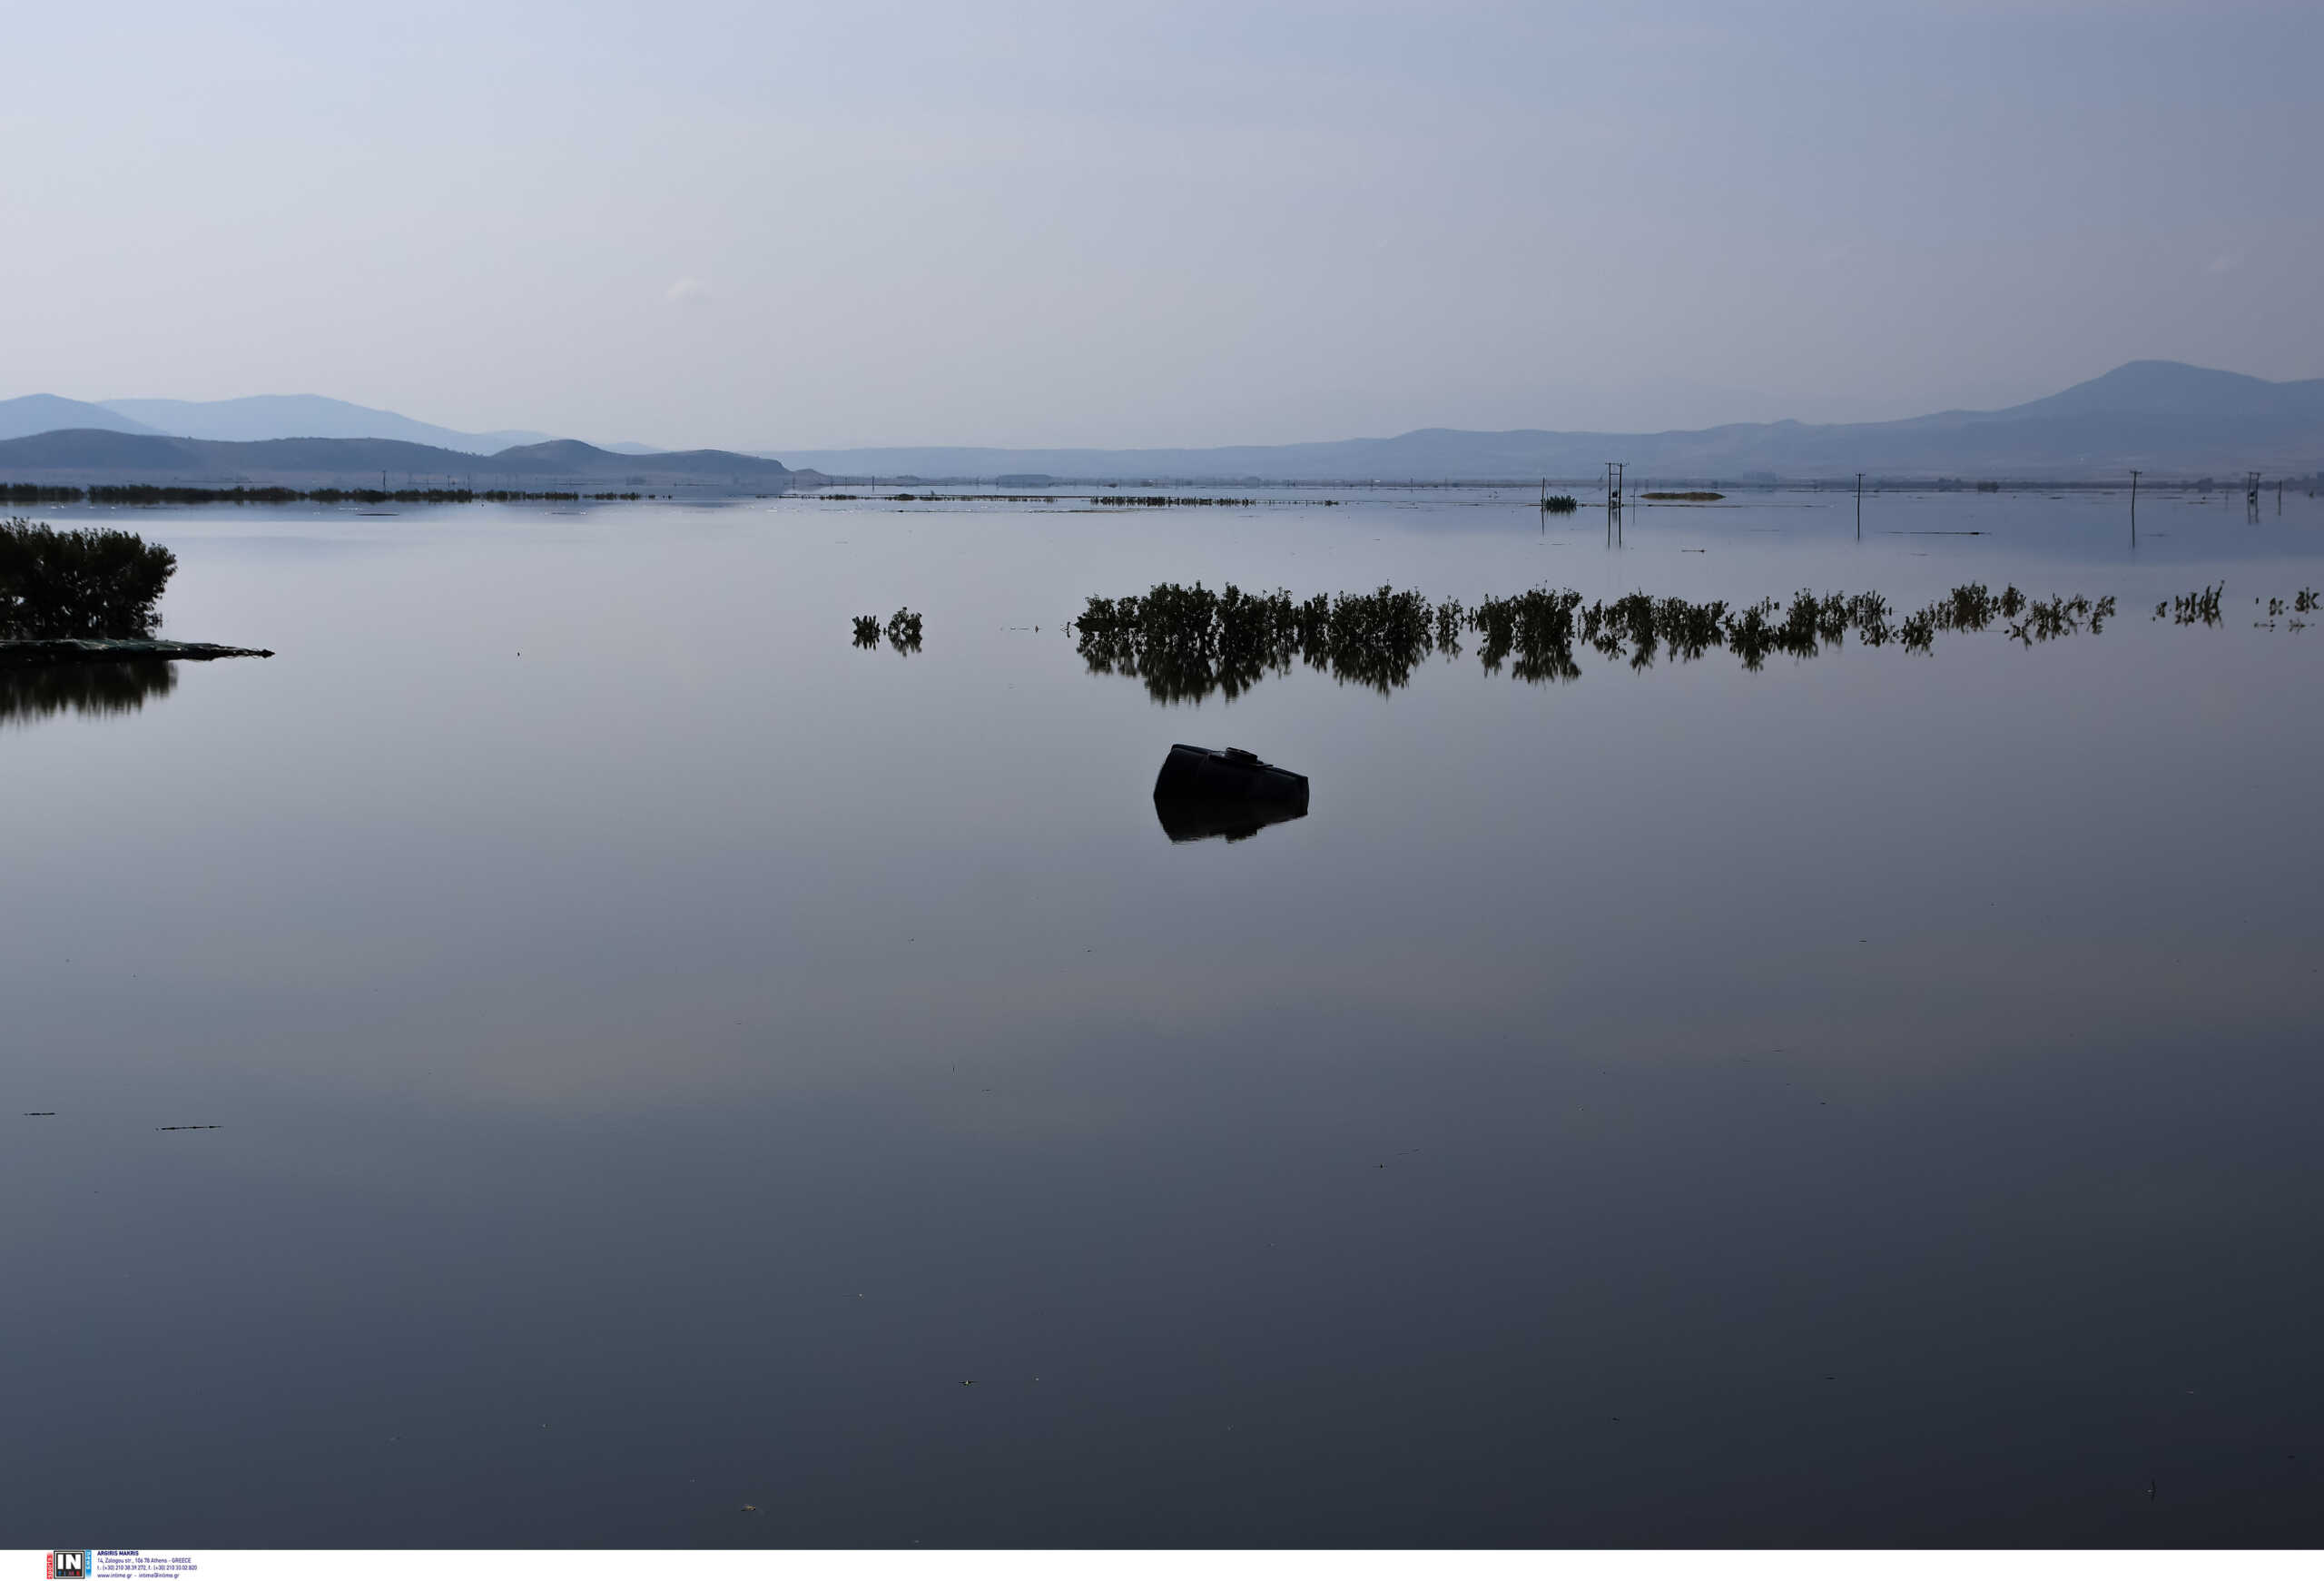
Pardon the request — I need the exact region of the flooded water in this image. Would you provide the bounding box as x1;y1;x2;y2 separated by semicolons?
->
5;486;2322;1546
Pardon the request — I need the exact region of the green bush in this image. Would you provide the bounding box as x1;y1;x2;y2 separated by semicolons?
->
0;517;177;637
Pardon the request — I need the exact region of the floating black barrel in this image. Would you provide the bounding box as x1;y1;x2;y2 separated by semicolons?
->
1152;745;1309;843
1154;744;1308;805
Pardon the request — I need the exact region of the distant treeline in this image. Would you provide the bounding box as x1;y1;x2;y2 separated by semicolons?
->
0;484;648;505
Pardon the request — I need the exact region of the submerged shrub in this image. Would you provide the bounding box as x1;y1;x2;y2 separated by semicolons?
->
1072;577;2133;700
0;518;176;637
2162;584;2225;627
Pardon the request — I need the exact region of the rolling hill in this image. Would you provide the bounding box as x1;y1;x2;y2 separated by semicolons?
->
0;395;162;442
94;395;556;452
771;362;2324;482
0;431;794;489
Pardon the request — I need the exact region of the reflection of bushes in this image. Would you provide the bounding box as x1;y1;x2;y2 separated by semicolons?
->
0;659;174;726
1076;579;2127;701
0;518;175;637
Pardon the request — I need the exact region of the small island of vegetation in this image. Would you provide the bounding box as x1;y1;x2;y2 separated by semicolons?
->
0;517;271;665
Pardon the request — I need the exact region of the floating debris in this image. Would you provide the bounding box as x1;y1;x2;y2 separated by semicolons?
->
1152;744;1310;844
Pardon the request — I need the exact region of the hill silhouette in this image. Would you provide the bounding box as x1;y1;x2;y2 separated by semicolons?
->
773;361;2324;481
94;394;555;452
0;431;793;489
0;395;162;442
5;361;2317;484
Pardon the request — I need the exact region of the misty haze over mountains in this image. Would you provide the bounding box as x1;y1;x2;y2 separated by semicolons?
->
0;428;793;490
0;392;664;457
773;363;2324;482
0;362;2317;484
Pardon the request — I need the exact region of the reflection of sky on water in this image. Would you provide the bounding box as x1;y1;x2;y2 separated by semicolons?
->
3;490;2321;1546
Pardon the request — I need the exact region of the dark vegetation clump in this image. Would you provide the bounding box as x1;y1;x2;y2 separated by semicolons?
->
0;517;176;638
1091;496;1261;508
1541;495;1580;513
2157;583;2225;627
851;615;881;648
883;608;923;653
1640;490;1723;501
1472;588;1585;680
1073;578;2132;700
2006;595;2114;644
1073;582;1438;700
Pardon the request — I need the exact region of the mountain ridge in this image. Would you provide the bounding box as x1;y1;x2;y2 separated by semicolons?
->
766;362;2324;480
0;430;794;488
4;361;2319;482
93;394;556;452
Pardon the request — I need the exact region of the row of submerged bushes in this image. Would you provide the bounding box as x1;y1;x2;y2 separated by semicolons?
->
1093;496;1265;508
1071;580;2129;702
0;517;176;638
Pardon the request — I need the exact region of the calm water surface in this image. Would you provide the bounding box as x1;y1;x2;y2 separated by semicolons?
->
5;487;2322;1546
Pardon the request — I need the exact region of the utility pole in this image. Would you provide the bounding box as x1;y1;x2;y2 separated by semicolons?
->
2130;469;2140;546
1856;472;1864;539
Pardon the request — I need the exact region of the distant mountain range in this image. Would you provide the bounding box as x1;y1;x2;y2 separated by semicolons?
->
2;361;2317;484
0;392;566;452
771;362;2324;482
0;430;794;489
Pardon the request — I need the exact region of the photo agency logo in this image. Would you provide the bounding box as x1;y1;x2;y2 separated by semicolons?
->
46;1556;90;1580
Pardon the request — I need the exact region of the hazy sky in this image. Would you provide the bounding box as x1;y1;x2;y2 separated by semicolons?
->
4;1;2318;450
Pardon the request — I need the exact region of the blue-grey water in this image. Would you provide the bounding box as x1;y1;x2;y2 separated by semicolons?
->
5;485;2321;1546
